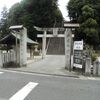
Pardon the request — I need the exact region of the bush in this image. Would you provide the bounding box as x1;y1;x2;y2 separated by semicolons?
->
33;51;39;56
91;53;97;62
3;62;20;68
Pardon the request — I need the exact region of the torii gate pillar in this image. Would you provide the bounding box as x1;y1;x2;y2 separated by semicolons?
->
64;29;72;70
64;23;79;71
42;31;47;59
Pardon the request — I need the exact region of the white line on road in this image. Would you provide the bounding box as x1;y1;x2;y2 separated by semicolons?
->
87;77;96;80
9;82;38;100
0;72;4;74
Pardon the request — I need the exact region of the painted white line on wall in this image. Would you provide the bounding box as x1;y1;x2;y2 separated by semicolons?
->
9;82;38;100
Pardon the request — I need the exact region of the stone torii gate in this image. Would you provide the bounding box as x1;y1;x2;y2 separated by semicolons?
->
9;25;27;67
34;23;79;70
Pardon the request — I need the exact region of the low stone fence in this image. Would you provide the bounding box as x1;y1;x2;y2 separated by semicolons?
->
93;58;100;76
85;57;91;75
84;57;100;76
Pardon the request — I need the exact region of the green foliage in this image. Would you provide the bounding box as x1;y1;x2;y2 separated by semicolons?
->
8;3;23;25
0;0;63;40
82;5;94;19
84;45;97;62
7;0;63;40
67;0;100;46
67;0;85;22
91;53;97;62
80;5;99;45
0;6;9;38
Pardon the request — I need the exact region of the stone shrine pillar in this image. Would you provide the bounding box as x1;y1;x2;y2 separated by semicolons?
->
85;57;91;75
13;45;20;64
42;31;47;59
30;49;33;59
20;27;27;66
93;58;100;76
0;50;3;67
65;29;72;71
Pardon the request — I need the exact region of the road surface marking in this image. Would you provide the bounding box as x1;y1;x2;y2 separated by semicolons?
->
9;82;38;100
0;72;4;74
87;77;96;80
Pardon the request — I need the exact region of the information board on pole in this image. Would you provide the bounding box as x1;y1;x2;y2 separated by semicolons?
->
73;40;83;68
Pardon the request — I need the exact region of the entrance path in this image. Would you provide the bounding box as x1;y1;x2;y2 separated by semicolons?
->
28;55;66;74
5;55;78;77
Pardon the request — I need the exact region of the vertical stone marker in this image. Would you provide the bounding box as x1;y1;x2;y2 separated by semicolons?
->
85;57;91;75
64;23;80;71
93;58;100;76
0;50;3;67
42;31;47;59
64;29;72;70
20;27;27;66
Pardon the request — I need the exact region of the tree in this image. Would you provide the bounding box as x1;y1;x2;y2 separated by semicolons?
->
8;3;23;26
8;0;63;40
0;6;9;38
67;0;100;46
79;5;99;45
67;0;85;22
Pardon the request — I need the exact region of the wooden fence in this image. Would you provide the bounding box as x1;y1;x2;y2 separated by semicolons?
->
1;51;16;67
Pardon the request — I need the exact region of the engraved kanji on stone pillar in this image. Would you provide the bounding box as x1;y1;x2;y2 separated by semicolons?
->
20;27;27;66
65;29;72;70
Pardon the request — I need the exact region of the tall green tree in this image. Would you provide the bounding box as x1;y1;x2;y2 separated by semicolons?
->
8;3;23;26
8;0;63;40
67;0;100;46
0;6;9;38
79;5;99;45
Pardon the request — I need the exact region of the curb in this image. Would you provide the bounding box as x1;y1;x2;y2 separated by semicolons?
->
2;68;79;78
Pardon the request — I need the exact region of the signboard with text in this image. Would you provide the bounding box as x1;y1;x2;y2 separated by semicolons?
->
74;41;83;50
73;40;83;68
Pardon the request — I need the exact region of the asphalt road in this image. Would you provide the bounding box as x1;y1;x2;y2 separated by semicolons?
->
0;70;100;100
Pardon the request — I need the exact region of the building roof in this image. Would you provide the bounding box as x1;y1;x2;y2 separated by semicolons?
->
0;33;38;45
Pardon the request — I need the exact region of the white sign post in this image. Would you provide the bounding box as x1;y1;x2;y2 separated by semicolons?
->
73;40;83;68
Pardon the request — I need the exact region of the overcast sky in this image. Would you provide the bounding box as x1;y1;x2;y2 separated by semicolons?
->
0;0;69;20
58;0;69;20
